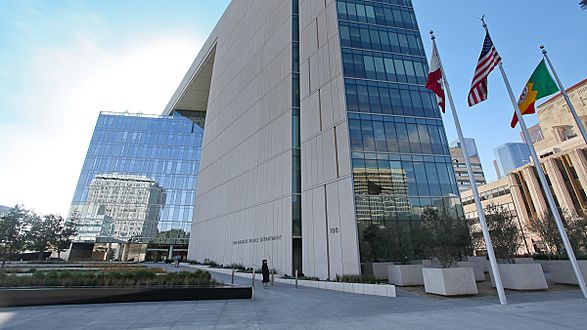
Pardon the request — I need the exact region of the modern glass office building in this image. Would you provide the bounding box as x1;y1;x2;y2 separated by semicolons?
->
69;111;203;261
494;142;531;177
164;0;460;278
337;0;460;266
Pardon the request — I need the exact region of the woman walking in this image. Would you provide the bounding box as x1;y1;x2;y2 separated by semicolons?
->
261;259;270;289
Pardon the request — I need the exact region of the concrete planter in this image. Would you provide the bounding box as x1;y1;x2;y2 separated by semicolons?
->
468;256;489;272
550;260;587;285
423;268;478;296
421;260;442;268
372;262;395;279
490;264;548;290
535;260;554;273
457;261;485;281
388;265;424;286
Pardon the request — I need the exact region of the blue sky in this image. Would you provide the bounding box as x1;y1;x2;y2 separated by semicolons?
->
0;1;585;215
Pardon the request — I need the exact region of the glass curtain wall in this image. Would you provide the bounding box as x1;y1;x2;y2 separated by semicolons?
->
336;0;461;267
70;112;203;253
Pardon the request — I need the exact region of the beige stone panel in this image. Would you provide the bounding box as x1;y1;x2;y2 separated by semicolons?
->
336;121;351;178
326;181;343;278
338;177;361;275
322;128;338;183
320;79;334;129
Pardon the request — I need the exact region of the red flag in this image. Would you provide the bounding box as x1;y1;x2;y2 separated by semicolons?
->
426;43;445;112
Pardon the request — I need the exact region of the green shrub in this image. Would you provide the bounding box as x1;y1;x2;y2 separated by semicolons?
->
0;268;218;287
228;263;245;271
533;253;587;260
334;274;380;284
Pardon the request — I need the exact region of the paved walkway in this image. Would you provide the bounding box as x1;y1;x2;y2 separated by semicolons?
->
0;263;585;329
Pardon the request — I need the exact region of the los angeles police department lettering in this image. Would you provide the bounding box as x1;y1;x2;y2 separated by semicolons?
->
232;235;282;245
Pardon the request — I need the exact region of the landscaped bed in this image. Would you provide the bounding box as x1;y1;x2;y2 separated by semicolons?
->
0;268;252;306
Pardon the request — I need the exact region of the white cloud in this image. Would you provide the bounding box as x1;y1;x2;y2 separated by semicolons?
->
0;29;205;216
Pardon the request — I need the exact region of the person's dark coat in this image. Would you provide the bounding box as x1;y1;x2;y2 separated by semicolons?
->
261;264;270;283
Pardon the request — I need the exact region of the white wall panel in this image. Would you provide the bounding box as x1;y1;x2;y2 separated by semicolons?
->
186;0;294;274
300;0;360;278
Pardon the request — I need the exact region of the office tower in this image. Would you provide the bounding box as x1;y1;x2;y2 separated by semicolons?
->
165;0;460;277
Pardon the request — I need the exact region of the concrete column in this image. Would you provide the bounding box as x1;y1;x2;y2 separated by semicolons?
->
168;245;174;260
507;173;534;253
569;149;587;193
544;158;576;214
122;243;129;261
507;174;532;225
521;167;549;215
104;243;111;261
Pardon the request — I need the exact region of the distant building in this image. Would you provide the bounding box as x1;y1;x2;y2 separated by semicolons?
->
0;205;11;216
461;177;536;255
493;160;502;179
522;124;544;144
449;138;486;191
450;138;479;158
493;143;531;177
80;173;166;243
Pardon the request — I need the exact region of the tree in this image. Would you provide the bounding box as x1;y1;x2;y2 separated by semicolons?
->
416;208;472;268
482;205;522;263
528;210;587;257
565;212;587;254
528;212;562;255
53;212;78;260
362;223;385;262
26;213;61;260
0;205;29;269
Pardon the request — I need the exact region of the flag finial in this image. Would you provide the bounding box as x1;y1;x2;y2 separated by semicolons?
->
429;30;435;40
540;45;547;55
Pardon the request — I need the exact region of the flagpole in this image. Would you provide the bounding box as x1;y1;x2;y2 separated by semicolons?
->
481;19;587;299
429;31;507;305
540;45;587;145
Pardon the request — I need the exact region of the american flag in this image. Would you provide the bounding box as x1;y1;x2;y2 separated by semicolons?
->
467;31;501;106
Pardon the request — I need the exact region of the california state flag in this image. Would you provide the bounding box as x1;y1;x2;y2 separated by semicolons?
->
426;43;445;113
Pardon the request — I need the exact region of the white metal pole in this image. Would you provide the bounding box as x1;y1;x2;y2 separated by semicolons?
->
495;56;587;300
541;45;587;145
430;31;507;305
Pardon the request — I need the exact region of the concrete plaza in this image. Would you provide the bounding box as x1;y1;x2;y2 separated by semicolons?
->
0;264;585;329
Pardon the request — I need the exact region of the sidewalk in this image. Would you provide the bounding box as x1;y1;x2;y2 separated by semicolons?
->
1;263;585;329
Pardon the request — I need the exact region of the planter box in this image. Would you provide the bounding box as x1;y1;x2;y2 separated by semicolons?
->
372;262;395;279
421;260;441;268
0;286;252;307
490;264;547;290
423;268;478;296
550;260;587;285
457;261;485;281
535;260;554;273
468;256;490;272
514;258;534;264
388;265;424;286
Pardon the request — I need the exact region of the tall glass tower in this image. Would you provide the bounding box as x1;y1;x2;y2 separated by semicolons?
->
337;0;461;268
